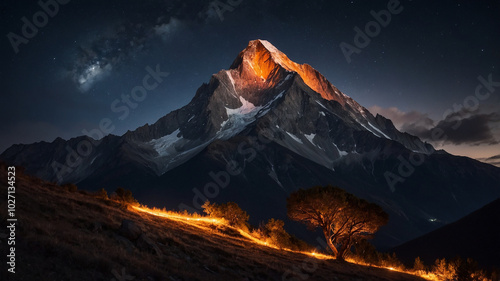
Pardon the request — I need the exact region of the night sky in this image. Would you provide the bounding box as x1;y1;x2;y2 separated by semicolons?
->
1;0;499;164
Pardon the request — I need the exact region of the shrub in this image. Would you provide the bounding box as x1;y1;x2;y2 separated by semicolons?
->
202;201;249;229
453;257;488;281
62;183;78;192
287;235;314;252
379;252;405;271
95;188;108;200
256;218;291;248
252;218;313;251
413;256;426;273
348;239;380;265
112;187;138;205
432;258;455;280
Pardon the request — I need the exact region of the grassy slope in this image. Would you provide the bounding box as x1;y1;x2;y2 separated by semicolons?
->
0;165;425;281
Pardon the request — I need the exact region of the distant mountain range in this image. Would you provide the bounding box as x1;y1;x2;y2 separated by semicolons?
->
2;40;499;249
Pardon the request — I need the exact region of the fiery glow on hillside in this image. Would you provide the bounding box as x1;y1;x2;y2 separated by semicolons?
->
131;205;439;280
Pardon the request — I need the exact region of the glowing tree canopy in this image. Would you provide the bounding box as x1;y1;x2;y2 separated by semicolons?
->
287;185;388;260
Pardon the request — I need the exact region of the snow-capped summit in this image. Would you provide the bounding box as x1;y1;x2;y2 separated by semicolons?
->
230;39;354;106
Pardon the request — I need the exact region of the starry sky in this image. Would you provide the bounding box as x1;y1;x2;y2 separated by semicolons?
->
1;0;499;165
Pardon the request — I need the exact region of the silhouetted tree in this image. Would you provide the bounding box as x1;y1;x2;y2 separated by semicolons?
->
287;185;388;260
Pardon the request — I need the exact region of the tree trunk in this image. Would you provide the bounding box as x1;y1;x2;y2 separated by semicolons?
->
323;228;338;258
337;244;348;262
337;236;352;262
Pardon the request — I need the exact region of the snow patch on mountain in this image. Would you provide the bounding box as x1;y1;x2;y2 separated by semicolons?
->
315;100;329;111
150;129;183;156
90;155;99;165
257;90;286;117
227;96;259;115
305;133;316;144
333;143;348;157
277;73;293;87
286;132;303;144
153;139;212;175
218;96;262;140
226;71;237;95
267;164;284;189
368;122;391;139
259;39;281;54
359;123;381;138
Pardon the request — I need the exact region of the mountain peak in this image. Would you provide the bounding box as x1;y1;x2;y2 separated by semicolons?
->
246;39;293;69
234;39;303;80
250;39;282;55
230;39;349;105
229;39;294;82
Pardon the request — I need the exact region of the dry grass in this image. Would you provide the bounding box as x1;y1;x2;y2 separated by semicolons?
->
0;164;427;281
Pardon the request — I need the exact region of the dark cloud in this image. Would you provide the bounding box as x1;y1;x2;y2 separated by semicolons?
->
430;112;500;146
488;154;500;160
371;106;500;146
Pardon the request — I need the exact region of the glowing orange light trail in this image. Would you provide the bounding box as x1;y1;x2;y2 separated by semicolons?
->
131;205;438;280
